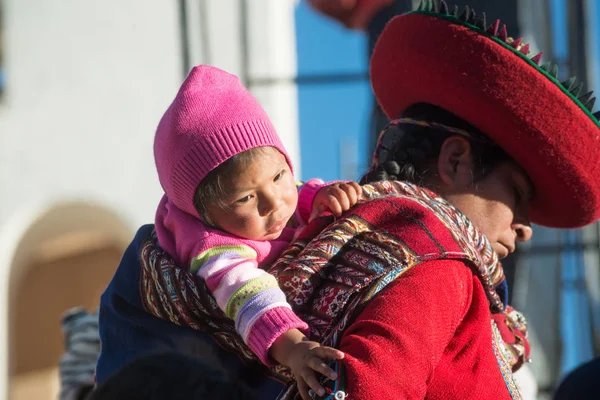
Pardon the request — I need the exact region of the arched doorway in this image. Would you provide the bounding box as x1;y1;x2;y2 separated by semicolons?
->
1;201;131;400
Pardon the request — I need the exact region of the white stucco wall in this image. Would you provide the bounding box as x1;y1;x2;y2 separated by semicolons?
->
0;0;182;229
0;2;182;397
0;0;299;398
0;0;300;231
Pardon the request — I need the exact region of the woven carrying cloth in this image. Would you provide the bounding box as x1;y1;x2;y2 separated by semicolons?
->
139;181;528;399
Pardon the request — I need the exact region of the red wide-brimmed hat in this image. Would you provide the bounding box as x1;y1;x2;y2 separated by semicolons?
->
370;1;600;228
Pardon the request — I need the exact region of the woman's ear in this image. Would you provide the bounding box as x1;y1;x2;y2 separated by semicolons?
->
437;136;474;188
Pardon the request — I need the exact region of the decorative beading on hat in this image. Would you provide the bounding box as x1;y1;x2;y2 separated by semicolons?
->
417;0;599;121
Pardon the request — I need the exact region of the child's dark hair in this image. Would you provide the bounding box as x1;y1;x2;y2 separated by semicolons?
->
361;103;510;185
88;352;258;400
194;146;269;225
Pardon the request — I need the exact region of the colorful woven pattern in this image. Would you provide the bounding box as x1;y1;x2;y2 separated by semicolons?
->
140;180;527;397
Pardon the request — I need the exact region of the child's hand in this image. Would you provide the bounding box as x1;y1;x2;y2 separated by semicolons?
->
270;330;344;400
287;341;345;400
310;182;362;221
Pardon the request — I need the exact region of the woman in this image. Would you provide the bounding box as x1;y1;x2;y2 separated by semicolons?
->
95;2;600;399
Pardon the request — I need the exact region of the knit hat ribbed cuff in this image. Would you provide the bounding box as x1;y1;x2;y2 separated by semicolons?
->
170;119;291;217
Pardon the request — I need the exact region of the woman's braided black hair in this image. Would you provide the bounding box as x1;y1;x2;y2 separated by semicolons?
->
361;103;510;185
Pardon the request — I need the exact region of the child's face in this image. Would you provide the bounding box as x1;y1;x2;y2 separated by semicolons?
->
207;147;298;241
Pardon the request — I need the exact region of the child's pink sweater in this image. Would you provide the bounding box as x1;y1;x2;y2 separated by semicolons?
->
155;179;327;364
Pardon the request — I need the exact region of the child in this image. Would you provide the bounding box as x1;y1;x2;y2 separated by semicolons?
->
152;65;361;398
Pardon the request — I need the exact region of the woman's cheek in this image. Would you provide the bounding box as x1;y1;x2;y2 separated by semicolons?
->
494;203;515;236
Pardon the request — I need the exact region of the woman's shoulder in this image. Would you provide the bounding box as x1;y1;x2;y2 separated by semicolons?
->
341;258;478;359
386;258;476;313
350;193;467;255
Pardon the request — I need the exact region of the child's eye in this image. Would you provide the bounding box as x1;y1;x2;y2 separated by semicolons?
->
274;170;285;181
236;195;253;204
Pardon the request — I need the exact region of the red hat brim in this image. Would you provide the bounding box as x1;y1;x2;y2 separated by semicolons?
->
370;11;600;228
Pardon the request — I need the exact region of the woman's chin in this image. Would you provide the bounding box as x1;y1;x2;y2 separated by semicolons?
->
494;245;509;260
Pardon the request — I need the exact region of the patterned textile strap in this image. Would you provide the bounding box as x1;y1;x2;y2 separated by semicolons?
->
272;180;508;340
139;232;292;382
139;180;528;398
362;181;507;312
271;181;526;400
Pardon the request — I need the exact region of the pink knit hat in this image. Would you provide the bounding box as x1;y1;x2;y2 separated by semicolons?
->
154;65;292;217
